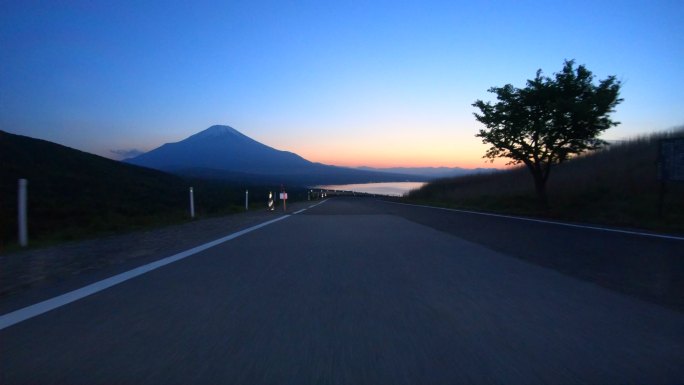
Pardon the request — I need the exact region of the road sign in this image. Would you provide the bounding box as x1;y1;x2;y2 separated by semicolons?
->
279;191;288;211
659;138;684;181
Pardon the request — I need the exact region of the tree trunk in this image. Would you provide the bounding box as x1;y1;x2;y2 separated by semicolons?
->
524;161;550;209
533;174;549;209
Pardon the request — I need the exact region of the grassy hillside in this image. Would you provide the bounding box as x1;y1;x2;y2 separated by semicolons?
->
407;128;684;233
0;131;306;251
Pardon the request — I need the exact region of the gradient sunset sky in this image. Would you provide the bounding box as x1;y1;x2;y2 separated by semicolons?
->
2;1;683;168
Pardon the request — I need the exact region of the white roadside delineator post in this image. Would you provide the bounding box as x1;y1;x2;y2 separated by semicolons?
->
18;179;28;247
245;190;249;211
189;187;195;219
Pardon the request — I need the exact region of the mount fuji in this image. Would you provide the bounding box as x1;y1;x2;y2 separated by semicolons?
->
125;125;424;185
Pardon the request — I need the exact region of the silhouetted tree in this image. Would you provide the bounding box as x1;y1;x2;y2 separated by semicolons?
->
473;60;622;206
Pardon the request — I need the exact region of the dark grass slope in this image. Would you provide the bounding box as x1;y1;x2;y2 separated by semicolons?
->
408;128;684;234
0;131;300;250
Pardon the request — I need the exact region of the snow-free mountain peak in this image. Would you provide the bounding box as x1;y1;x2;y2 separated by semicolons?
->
125;125;310;174
188;125;246;140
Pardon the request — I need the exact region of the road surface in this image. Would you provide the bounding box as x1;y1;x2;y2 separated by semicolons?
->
1;197;683;384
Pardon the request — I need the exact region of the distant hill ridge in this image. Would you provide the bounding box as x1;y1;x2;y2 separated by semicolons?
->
0;129;193;245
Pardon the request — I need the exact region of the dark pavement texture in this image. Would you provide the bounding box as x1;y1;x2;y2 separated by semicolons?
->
1;197;683;384
375;199;684;311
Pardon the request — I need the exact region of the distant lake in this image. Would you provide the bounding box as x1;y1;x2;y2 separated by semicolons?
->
318;182;426;197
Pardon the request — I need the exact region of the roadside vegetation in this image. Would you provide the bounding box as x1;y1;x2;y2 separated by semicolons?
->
409;60;682;234
407;128;684;234
472;60;623;206
1;130;308;252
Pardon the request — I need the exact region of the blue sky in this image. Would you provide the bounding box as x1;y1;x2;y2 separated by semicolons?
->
1;0;683;167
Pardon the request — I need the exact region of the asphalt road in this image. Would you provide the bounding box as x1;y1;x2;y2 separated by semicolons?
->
1;197;683;384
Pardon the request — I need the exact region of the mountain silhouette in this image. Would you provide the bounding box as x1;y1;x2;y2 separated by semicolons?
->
125;125;314;174
125;125;424;184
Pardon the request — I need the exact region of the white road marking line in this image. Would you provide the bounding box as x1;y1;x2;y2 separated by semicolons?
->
293;209;306;215
308;199;328;209
0;215;291;331
384;201;684;241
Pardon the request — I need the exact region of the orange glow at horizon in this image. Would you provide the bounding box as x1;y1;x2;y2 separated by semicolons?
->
282;132;506;169
306;153;500;169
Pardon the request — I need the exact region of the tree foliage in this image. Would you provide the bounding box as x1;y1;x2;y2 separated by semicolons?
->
473;60;622;204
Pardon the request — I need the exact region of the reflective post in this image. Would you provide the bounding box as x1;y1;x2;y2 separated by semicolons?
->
18;179;28;247
245;190;249;211
189;187;195;218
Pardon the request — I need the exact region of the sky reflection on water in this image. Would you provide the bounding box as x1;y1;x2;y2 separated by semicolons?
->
319;182;425;197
